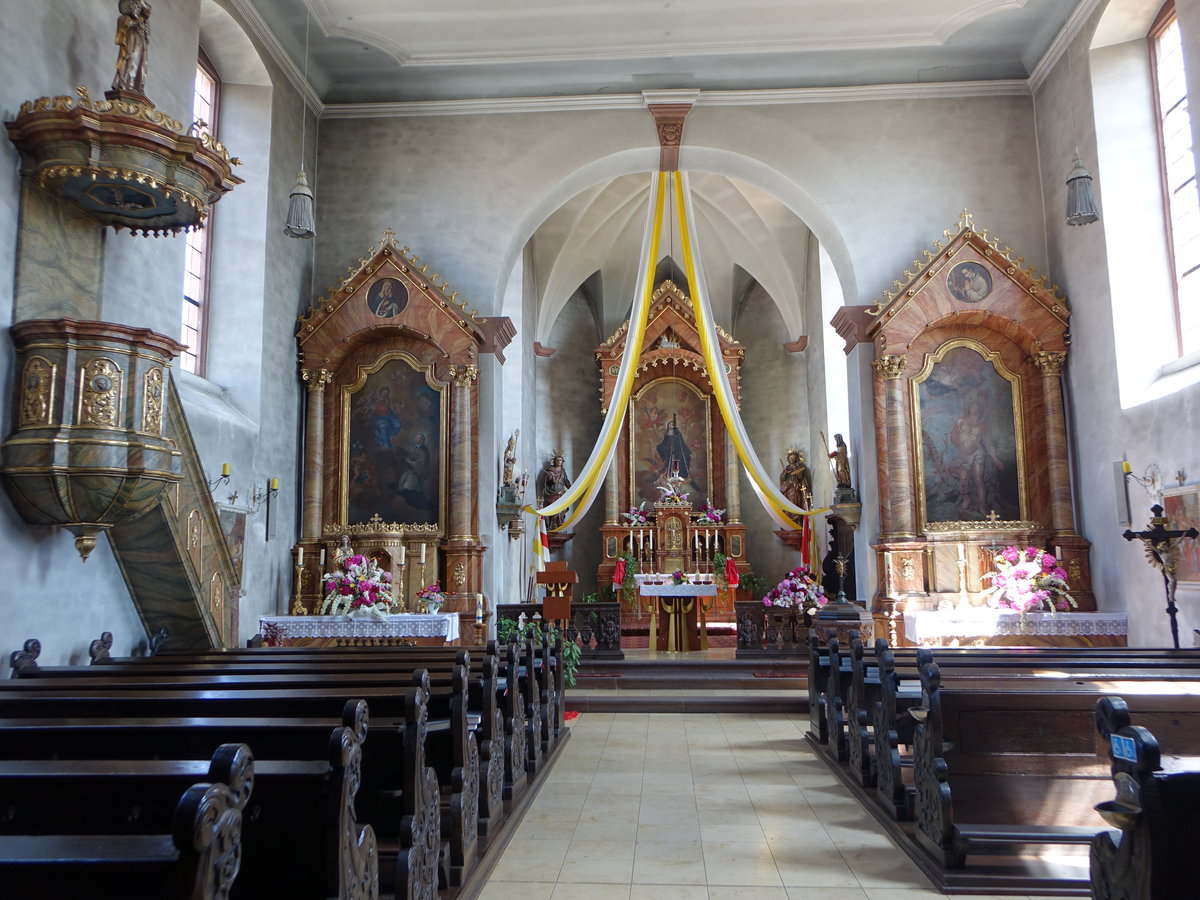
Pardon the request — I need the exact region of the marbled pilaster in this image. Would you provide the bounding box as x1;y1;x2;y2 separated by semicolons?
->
725;432;742;523
300;368;331;541
1032;350;1072;535
873;354;915;537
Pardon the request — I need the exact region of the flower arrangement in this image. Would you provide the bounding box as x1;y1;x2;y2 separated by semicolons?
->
762;566;827;616
320;553;394;616
418;580;446;613
658;482;689;504
671;569;686;585
623;502;649;525
982;546;1076;624
695;500;725;525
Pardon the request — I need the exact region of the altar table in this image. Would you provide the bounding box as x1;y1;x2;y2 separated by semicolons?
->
902;608;1128;648
637;580;718;651
259;613;460;648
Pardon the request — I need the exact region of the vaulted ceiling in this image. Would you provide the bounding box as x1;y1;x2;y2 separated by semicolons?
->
245;0;1081;104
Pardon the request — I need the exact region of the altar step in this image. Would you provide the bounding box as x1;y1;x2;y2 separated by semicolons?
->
567;648;809;714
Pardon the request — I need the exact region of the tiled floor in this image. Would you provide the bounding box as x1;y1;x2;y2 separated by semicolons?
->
475;712;1064;900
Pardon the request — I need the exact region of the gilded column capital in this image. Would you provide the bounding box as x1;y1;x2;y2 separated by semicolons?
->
449;364;478;387
871;354;907;380
1030;350;1067;375
301;368;333;390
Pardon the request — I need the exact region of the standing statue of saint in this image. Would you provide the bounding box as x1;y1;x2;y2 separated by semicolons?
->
829;433;852;489
112;0;152;95
536;449;572;530
501;429;520;487
780;449;812;510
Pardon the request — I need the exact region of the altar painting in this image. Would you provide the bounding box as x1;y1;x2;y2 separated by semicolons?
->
1163;487;1200;582
630;378;710;507
915;343;1023;524
344;355;442;526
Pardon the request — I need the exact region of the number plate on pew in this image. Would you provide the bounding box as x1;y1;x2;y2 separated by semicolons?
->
1111;734;1137;762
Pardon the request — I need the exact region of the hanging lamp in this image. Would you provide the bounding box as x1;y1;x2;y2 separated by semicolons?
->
1065;152;1100;226
284;14;315;238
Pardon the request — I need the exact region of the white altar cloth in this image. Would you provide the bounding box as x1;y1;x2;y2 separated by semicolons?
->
634;575;718;597
904;608;1128;643
260;613;460;644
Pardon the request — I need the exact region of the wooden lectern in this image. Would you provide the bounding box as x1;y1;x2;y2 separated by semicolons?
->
536;560;578;623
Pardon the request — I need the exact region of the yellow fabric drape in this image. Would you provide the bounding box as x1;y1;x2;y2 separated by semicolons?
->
526;172;667;530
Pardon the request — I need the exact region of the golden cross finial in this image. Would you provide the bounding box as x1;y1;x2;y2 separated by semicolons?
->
382;227;396;243
986;510;1000;522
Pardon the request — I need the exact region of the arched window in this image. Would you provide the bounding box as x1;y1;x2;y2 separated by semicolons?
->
180;51;220;375
1150;2;1200;357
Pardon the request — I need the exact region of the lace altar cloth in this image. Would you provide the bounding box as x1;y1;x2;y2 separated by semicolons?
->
259;613;460;644
635;577;718;598
904;609;1128;642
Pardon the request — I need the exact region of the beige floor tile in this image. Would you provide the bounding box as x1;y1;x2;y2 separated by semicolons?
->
551;885;630;899
629;884;707;900
632;841;708;885
556;855;635;884
707;887;791;900
515;818;578;841
699;819;768;843
859;891;947;900
488;838;571;881
703;841;785;887
635;820;703;842
785;889;869;900
476;880;557;899
770;843;861;888
573;820;640;842
563;838;636;861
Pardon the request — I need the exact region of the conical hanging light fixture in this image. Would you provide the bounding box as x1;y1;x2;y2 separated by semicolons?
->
1066;151;1100;226
284;13;315;239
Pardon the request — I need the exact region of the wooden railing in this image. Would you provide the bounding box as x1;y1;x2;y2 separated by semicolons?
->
496;602;624;660
735;601;810;657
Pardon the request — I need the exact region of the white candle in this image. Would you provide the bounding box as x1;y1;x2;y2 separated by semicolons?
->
638;531;644;552
297;546;304;566
419;543;426;565
630;529;634;553
956;542;965;561
319;549;326;567
398;545;405;566
475;593;484;624
1055;546;1063;560
695;532;700;550
648;530;653;552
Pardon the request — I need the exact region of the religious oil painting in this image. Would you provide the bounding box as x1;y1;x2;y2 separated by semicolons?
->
1163;487;1200;583
947;261;993;303
630;378;710;508
217;507;246;587
344;356;442;526
366;277;408;318
915;343;1023;525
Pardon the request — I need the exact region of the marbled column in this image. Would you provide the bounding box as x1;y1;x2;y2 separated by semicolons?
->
725;432;742;522
872;355;915;537
300;368;332;541
604;460;619;525
1032;351;1073;534
448;364;478;540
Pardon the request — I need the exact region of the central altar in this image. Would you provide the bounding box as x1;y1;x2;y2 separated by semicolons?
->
595;280;750;616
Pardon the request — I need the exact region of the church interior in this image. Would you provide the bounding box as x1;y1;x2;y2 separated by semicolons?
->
3;1;1200;897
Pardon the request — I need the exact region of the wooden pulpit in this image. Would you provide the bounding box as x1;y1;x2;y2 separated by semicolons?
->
536;560;578;622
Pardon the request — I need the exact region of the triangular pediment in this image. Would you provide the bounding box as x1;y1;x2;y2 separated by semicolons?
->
866;211;1069;354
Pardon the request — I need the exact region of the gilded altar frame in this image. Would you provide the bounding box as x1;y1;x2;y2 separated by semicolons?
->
862;212;1094;621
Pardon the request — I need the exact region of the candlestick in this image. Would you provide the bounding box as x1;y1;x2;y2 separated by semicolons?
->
221;462;230;477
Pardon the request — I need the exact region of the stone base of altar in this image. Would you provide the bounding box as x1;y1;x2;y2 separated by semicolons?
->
270;635;451;648
258;613;461;647
900;609;1128;648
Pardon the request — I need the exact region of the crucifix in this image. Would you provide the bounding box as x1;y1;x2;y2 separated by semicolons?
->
1123;504;1199;649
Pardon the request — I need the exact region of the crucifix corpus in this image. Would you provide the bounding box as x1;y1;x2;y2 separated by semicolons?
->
1123;503;1199;649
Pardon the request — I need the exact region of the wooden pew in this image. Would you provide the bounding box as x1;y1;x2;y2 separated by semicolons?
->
910;660;1200;871
0;665;466;894
1090;696;1200;900
0;736;378;900
0;780;242;900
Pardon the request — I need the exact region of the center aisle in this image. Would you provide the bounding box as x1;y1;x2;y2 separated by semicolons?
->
472;712;1046;899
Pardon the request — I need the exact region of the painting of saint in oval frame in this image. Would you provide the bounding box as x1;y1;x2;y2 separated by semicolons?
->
342;353;444;526
947;261;992;303
913;341;1025;525
366;277;408;318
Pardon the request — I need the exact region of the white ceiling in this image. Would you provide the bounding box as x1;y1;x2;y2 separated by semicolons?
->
245;0;1082;103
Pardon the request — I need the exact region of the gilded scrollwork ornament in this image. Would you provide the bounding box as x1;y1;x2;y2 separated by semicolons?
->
19;357;55;428
142;366;164;435
80;357;122;427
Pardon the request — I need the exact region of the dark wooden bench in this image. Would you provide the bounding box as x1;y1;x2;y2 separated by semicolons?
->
1090;696;1200;900
910;660;1200;871
0;780;242;900
0;664;468;893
